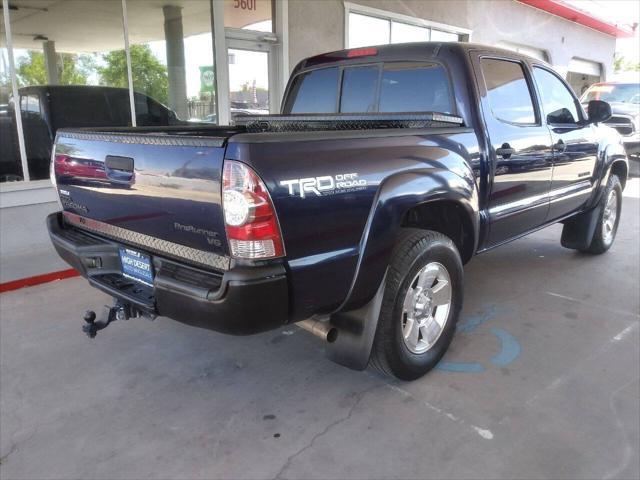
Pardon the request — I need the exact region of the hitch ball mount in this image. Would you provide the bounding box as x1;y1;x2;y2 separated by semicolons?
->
82;300;154;338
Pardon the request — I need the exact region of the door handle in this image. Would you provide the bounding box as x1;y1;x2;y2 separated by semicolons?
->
496;144;515;159
553;140;566;153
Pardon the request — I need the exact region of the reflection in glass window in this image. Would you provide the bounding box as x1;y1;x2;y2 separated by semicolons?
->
126;2;215;124
228;49;270;121
340;66;379;113
348;13;390;48
379;64;452;113
287;67;339;114
533;67;580;124
4;0;128;181
1;36;23;182
224;0;274;32
391;22;428;44
481;58;536;124
21;95;41;114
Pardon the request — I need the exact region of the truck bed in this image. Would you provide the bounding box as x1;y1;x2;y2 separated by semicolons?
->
53;112;468;277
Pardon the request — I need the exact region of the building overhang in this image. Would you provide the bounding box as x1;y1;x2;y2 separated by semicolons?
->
517;0;635;38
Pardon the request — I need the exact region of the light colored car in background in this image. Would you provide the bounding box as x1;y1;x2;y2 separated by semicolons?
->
581;82;640;159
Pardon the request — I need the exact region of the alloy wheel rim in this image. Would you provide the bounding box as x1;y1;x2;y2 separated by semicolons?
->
602;189;618;244
401;262;452;354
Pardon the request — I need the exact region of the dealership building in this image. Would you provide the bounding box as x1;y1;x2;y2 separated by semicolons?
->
0;0;633;283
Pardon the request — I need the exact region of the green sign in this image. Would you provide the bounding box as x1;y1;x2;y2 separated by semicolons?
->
200;66;215;94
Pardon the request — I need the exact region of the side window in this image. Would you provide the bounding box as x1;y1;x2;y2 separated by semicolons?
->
533;67;580;125
286;67;339;114
339;65;379;113
20;95;41;116
379;63;452;113
480;58;536;125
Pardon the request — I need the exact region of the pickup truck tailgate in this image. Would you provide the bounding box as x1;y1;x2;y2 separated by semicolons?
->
53;130;235;270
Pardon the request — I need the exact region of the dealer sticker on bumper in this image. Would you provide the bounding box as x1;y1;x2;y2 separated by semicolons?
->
119;247;154;286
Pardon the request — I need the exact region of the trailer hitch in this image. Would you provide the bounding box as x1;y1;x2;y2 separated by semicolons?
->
82;301;141;338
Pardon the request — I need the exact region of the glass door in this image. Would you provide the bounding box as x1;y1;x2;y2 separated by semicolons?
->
227;38;275;122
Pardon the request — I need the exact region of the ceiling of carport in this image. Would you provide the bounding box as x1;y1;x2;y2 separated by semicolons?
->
2;0;258;53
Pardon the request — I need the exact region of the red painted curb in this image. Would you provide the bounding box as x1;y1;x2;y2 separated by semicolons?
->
0;269;79;293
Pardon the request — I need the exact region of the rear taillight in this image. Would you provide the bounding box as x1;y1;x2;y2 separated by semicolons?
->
222;160;284;259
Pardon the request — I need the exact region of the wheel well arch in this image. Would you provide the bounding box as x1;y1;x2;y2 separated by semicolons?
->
400;200;476;264
610;160;628;190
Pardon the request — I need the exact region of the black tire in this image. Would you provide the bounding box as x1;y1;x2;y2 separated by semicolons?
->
370;229;463;381
581;174;622;254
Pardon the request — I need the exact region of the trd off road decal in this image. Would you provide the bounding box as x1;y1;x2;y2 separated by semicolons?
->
280;173;367;198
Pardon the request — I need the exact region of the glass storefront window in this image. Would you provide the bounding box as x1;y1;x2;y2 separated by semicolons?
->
348;13;390;48
1;0;281;184
347;11;464;49
126;2;216;124
391;22;429;44
1;23;23;182
224;0;274;32
430;30;460;42
3;0;128;182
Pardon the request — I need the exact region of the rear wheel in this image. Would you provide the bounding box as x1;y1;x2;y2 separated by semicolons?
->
370;229;463;380
582;174;622;254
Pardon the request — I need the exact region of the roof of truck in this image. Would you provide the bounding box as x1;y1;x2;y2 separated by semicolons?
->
297;41;550;71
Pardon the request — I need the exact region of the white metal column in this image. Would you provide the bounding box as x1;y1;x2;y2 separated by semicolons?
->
2;0;29;181
211;0;230;125
121;0;137;127
274;0;289;111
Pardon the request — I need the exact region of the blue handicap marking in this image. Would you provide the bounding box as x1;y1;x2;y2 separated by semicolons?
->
489;327;521;367
456;304;499;333
437;360;485;373
436;304;521;373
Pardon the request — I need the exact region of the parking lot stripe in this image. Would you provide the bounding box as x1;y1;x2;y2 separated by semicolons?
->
0;269;79;293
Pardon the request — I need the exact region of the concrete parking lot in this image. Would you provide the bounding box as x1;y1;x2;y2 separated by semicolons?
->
1;180;639;480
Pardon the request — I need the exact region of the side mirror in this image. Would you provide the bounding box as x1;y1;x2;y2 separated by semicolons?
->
587;100;611;124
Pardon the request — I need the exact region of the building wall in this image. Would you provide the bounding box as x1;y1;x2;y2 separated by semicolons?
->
0;200;68;283
288;0;616;77
288;0;345;70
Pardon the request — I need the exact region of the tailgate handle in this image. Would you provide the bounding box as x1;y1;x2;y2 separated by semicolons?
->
105;155;134;172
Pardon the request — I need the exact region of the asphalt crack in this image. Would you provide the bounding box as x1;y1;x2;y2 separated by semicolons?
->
273;384;380;479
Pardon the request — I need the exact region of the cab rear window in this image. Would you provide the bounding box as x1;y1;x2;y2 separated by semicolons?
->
288;67;340;113
284;62;453;114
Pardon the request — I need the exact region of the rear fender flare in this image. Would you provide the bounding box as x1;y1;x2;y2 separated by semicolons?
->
326;169;479;371
587;142;628;209
337;167;479;314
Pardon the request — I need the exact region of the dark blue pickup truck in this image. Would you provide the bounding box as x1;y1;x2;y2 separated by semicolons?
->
48;43;628;380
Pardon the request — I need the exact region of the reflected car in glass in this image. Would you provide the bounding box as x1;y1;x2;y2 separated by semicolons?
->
0;85;181;182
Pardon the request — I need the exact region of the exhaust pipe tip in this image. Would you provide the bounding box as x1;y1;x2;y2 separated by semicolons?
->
326;327;338;343
297;318;338;343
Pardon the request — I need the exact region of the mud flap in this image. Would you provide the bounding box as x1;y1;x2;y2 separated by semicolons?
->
561;204;603;250
326;273;387;370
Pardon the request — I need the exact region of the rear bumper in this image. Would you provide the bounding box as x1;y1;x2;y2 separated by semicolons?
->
47;212;289;335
